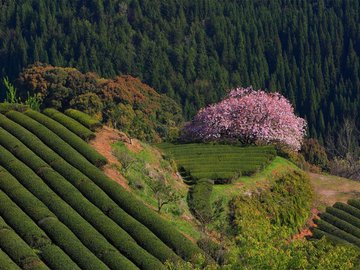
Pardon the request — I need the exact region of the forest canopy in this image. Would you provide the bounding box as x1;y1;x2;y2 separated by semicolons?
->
0;0;359;142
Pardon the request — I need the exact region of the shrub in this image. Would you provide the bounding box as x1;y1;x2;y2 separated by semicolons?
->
348;199;360;211
65;108;102;131
43;108;95;141
0;248;21;270
188;179;214;224
0;146;137;270
24;109;107;167
0;217;49;270
301;138;329;170
0;162;110;270
0;124;180;264
320;212;360;238
314;219;360;247
326;207;360;229
334;202;360;220
0;189;80;270
311;228;348;245
2;111;204;262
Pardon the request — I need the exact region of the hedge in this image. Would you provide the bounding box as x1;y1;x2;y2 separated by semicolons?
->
24;109;106;167
333;202;360;220
0;103;28;114
320;212;360;238
0;125;179;264
0;217;49;270
0;129;165;270
326;207;360;229
0;249;21;270
348;199;360;211
315;219;360;247
311;228;349;245
0;146;137;270
65;108;102;131
0;190;80;270
43;108;95;141
0;165;109;270
2;111;203;261
188;179;214;222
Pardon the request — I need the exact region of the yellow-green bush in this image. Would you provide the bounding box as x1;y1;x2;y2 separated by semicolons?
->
65;108;102;131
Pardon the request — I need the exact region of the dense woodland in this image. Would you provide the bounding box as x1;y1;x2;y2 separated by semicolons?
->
0;0;360;143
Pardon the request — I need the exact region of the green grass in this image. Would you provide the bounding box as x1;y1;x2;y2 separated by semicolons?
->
157;143;276;183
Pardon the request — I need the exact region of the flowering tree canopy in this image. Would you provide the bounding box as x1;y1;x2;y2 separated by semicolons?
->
182;87;307;150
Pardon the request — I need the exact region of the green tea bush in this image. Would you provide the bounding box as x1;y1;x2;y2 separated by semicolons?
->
0;190;80;270
65;108;102;131
311;228;348;244
24;109;106;167
314;219;360;247
0;217;49;270
0;249;21;270
188;179;214;224
320;212;360;238
0;147;137;270
0;125;179;264
2;111;203;261
348;199;360;211
43;108;95;140
326;207;360;228
0;163;110;270
334;202;360;219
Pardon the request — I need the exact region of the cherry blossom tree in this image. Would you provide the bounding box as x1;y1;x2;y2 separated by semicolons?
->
182;87;307;150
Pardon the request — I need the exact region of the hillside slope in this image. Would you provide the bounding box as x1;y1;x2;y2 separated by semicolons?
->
0;106;203;269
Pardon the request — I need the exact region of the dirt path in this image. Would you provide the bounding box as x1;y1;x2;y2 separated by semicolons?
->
309;172;360;208
90;126;131;190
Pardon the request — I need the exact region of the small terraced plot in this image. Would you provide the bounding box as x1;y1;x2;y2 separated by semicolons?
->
157;143;276;182
0;106;203;270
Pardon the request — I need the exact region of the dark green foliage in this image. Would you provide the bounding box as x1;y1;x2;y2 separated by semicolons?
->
0;249;21;270
24;109;106;167
348;199;360;211
188;179;213;224
157;143;276;181
0;189;81;270
65;109;102;131
311;228;349;245
314;219;360;248
0;217;49;270
2;111;203;261
320;212;360;238
1;1;359;138
43;108;95;141
0;162;110;270
0;129;165;270
301;138;329;170
326;207;360;229
0;114;181;264
0;146;137;270
334;202;360;220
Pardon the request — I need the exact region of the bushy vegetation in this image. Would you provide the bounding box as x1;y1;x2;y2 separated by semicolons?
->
14;64;183;142
188;179;214;225
24;109;107;167
0;249;21;270
43;108;95;141
157;143;276;183
65;108;102;131
314;199;360;248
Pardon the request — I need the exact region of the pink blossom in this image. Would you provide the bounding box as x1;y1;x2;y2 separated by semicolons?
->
182;87;307;150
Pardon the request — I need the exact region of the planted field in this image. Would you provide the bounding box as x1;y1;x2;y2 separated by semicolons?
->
313;199;360;248
0;107;203;269
157;143;276;182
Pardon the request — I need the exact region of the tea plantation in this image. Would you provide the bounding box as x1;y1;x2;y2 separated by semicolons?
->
0;107;203;270
157;143;276;183
313;199;360;248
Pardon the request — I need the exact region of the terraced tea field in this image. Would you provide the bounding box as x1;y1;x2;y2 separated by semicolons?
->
313;199;360;248
157;143;276;183
0;106;202;270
